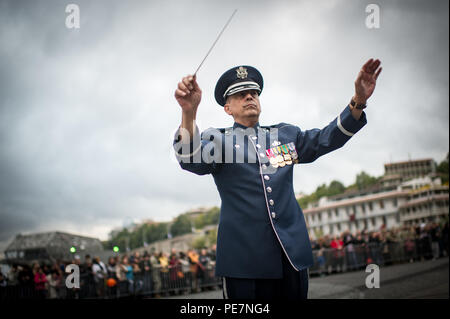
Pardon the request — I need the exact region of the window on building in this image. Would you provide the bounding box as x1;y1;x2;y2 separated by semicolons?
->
368;202;373;211
379;200;384;209
328;210;332;219
393;198;398;207
361;204;366;213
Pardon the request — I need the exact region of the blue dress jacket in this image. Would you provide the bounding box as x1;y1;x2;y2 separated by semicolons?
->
173;105;367;278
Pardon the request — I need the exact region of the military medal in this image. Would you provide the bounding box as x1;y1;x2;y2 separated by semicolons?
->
275;146;285;167
288;142;299;164
282;145;293;165
266;148;278;168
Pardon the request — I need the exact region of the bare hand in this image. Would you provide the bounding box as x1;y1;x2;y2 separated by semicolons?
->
175;75;202;114
354;58;382;104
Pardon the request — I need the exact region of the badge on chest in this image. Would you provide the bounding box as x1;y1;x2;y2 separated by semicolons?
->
265;142;299;168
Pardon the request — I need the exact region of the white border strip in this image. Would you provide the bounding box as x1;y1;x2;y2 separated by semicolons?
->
337;114;354;137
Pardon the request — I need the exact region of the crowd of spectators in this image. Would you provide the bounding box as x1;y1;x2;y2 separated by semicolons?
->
1;220;448;299
0;245;218;299
310;221;449;275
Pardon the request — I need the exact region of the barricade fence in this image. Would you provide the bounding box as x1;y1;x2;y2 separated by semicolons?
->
309;240;435;275
0;239;442;299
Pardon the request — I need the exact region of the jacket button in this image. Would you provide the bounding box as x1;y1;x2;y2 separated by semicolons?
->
269;199;274;206
271;212;276;219
259;152;265;158
252;136;257;140
256;144;261;149
266;187;272;193
264;175;270;180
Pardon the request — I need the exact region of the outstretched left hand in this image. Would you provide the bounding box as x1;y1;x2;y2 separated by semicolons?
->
354;58;382;104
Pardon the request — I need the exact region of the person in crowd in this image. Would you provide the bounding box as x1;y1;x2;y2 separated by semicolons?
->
140;252;152;293
106;256;118;298
7;265;19;287
132;256;143;293
158;252;169;293
442;221;449;257
178;251;191;294
33;265;48;299
343;231;358;271
330;235;345;272
150;251;162;297
187;249;200;292
380;231;393;265
404;232;416;263
315;238;326;277
0;271;7;287
430;222;441;260
198;248;210;288
208;244;217;266
17;264;34;298
169;251;181;292
92;256;107;298
122;256;134;294
47;270;62;299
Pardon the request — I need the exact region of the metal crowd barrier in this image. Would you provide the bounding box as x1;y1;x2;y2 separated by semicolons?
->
0;239;441;299
309;240;435;276
0;264;222;300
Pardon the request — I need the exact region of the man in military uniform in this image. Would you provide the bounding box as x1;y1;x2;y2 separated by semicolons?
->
173;59;382;299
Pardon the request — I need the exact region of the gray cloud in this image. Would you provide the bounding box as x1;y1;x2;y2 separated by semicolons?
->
0;0;448;250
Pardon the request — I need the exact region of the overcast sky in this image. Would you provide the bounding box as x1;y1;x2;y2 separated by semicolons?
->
0;0;448;251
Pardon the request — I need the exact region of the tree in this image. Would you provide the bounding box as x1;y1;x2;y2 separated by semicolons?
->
206;227;218;246
170;214;192;237
192;236;207;250
355;171;378;190
437;152;449;184
328;180;345;196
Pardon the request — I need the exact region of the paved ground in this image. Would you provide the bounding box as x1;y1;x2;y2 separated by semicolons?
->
166;257;449;299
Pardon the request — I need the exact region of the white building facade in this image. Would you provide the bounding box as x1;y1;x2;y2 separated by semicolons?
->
304;177;449;239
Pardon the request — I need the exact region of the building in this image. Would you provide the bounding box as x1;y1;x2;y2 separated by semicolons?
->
384;158;436;180
305;189;410;239
4;231;105;265
303;158;448;239
399;185;449;225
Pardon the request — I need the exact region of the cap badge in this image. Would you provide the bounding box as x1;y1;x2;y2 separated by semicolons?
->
236;66;248;79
